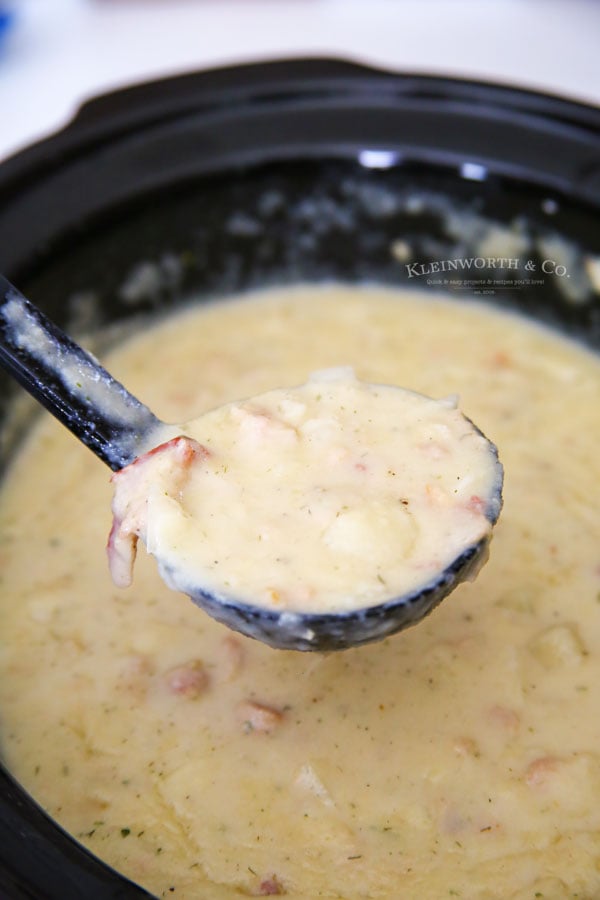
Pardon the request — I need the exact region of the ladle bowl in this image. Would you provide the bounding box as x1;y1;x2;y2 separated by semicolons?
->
0;274;502;651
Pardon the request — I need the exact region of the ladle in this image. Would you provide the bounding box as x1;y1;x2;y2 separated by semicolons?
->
0;274;503;651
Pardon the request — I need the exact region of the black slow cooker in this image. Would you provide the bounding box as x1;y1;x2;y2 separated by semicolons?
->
0;59;598;899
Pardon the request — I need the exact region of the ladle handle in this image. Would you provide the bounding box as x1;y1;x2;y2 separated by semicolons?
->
0;275;160;470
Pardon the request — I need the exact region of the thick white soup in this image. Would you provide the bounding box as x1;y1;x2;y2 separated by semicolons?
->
0;285;599;900
108;369;501;615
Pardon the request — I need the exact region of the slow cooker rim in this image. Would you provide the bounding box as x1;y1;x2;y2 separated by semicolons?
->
1;56;599;206
1;58;599;284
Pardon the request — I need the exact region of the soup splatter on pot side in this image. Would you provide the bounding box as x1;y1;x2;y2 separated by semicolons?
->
0;285;599;900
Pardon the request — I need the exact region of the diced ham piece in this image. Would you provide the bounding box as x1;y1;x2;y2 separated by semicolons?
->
238;700;284;734
256;876;285;896
107;436;209;588
165;659;209;699
219;635;245;682
119;654;154;699
231;405;298;449
467;495;487;515
525;756;561;787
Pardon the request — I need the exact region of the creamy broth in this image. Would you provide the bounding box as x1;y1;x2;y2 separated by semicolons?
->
0;285;599;900
108;369;501;616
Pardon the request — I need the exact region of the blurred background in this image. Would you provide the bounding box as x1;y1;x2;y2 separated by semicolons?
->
0;0;599;163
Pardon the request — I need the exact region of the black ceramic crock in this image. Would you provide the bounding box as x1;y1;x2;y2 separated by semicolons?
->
0;59;598;899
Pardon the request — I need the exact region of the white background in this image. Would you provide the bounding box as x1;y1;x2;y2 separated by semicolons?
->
1;0;599;163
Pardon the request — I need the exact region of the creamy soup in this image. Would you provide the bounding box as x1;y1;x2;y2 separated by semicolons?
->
0;285;599;900
108;369;502;619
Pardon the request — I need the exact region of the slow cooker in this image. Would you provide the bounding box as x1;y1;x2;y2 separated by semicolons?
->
0;58;598;899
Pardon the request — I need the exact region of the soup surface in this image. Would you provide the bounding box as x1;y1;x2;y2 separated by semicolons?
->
0;284;599;900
